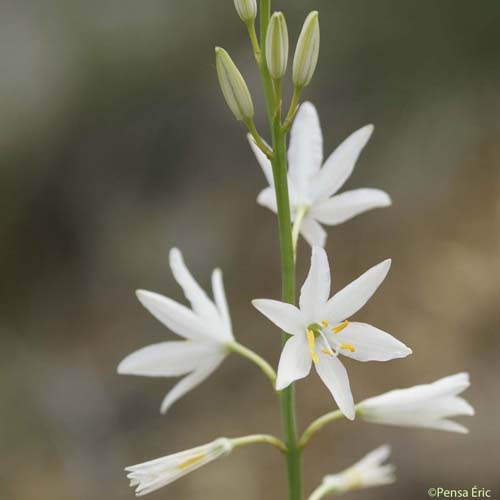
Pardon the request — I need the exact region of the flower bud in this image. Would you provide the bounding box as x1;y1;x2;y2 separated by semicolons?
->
292;11;320;88
266;12;289;80
233;0;257;23
215;47;254;121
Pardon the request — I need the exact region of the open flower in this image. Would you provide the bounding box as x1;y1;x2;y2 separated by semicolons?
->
118;248;233;414
126;438;233;496
308;445;395;500
249;102;391;247
357;373;474;433
253;246;411;419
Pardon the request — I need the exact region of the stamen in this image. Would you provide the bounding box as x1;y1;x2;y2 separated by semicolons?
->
177;454;206;471
332;320;349;334
321;349;333;356
321;320;329;327
306;329;319;365
340;343;356;353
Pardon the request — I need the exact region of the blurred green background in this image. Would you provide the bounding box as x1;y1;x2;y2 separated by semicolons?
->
1;1;499;498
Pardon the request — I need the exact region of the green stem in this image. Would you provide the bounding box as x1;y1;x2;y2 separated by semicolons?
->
245;119;273;158
299;410;345;449
227;341;277;386
283;86;302;132
271;81;303;500
231;433;287;453
246;21;261;64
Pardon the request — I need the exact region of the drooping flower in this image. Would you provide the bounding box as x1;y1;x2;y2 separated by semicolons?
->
249;102;391;247
357;373;474;433
126;438;233;496
253;246;411;420
308;445;395;500
118;248;234;414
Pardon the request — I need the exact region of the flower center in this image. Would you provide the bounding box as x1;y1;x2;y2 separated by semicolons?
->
306;320;353;364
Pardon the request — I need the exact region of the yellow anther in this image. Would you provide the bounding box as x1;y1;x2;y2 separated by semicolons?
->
306;329;319;364
340;343;356;353
177;454;206;471
321;320;329;327
321;349;333;356
332;320;349;334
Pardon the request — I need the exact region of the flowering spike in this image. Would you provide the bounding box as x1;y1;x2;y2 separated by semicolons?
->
215;47;254;122
266;12;289;80
233;0;257;23
292;11;320;88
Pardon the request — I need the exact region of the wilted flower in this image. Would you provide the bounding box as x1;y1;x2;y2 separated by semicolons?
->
309;445;395;499
215;47;254;121
358;373;474;433
233;0;257;23
253;246;411;420
126;438;233;496
266;12;289;80
118;248;234;413
293;11;320;88
249;102;391;247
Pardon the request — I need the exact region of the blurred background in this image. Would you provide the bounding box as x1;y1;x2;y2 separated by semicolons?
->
1;0;499;498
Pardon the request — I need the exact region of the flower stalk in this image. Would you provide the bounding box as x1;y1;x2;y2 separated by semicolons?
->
226;341;277;386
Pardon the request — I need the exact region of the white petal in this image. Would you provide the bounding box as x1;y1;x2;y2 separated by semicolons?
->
252;299;305;335
299;246;331;321
160;354;225;413
333;322;412;362
311;124;374;201
288;102;323;193
324;259;391;322
117;341;216;377
417;419;469;434
247;133;274;187
257;187;278;213
136;290;212;341
211;269;233;340
276;335;312;390
314;351;355;420
169;248;219;324
355;444;391;468
312;189;391;225
300;216;327;248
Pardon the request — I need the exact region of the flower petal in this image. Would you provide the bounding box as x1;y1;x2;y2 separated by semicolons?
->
416;419;469;434
117;341;216;377
257;187;278;213
314;351;355;420
136;290;211;341
300;216;327;248
160;354;225;413
169;248;219;324
252;299;305;335
247;133;274;187
311;124;374;201
333;322;412;362
299;246;331;321
276;335;312;390
211;269;233;340
311;189;391;225
324;259;391;322
288;102;323;195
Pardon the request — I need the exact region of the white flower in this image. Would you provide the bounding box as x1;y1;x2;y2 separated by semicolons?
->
309;445;395;500
292;11;320;88
233;0;257;23
253;246;411;419
249;102;391;247
126;438;233;496
358;373;474;433
118;248;233;414
266;12;289;80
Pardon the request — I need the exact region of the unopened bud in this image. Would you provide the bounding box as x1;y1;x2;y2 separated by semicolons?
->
233;0;257;23
292;11;320;88
266;12;289;80
215;47;254;121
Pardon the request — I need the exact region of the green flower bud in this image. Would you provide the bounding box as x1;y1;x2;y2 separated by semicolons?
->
266;12;289;80
292;11;320;88
215;47;254;121
233;0;257;23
